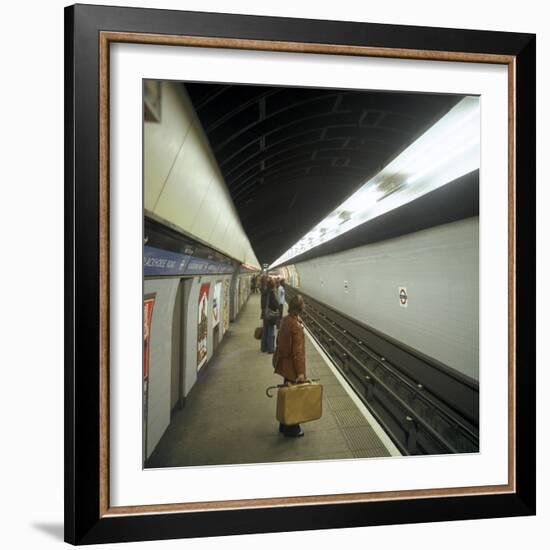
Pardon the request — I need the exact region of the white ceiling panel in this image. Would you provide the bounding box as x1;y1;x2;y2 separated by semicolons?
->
143;82;193;211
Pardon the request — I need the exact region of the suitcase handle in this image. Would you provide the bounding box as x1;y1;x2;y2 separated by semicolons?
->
265;379;320;397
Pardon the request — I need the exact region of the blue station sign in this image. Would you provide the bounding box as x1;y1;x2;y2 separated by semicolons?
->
144;246;235;277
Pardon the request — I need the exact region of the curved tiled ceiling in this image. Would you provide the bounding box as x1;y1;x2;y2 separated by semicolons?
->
185;83;463;265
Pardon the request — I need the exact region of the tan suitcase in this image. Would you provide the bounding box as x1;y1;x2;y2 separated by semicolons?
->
275;381;323;425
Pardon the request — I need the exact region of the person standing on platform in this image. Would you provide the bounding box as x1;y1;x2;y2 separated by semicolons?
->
272;294;306;437
251;274;257;294
276;278;286;328
259;275;266;325
259;274;267;296
261;278;279;354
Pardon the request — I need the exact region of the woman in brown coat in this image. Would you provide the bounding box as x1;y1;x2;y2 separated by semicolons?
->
273;294;306;437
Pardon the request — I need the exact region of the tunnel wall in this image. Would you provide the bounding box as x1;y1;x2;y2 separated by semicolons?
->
291;217;479;380
144;272;252;460
181;274;234;401
144;278;180;460
144;81;260;269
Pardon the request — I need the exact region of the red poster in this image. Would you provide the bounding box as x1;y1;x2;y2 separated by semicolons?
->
143;298;155;379
197;283;210;370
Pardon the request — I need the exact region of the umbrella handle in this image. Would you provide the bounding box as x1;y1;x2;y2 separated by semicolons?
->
265;385;280;398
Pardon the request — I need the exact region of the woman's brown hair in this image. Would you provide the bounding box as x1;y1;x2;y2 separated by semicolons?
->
288;294;304;315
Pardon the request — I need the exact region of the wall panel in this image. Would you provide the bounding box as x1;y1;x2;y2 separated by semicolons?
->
293;218;479;379
144;81;260;268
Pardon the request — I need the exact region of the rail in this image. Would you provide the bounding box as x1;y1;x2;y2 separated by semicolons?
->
285;287;479;455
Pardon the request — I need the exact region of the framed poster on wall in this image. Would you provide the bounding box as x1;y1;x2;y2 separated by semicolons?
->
197;282;210;370
142;295;155;462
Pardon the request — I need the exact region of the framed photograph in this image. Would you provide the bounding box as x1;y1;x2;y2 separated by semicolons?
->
65;4;535;545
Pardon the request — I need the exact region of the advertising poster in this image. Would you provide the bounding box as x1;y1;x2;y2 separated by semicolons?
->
285;266;294;286
238;277;242;309
222;279;230;333
239;275;249;309
236;277;242;312
143;296;155;459
197;283;210;370
213;281;222;328
143;297;155;380
287;265;300;288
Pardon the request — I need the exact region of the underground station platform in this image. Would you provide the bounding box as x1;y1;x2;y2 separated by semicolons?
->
146;293;399;469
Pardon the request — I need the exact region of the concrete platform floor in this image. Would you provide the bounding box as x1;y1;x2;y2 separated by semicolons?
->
146;293;393;468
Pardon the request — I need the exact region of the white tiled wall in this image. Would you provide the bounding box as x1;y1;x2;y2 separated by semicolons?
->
144;278;180;458
294;218;479;380
144;81;260;269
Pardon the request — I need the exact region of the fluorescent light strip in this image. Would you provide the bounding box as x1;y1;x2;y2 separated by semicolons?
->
269;96;480;269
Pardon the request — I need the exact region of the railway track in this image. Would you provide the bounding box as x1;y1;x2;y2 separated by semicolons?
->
285;287;479;455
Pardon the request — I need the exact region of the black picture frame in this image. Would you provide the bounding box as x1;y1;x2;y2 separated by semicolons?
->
64;3;536;545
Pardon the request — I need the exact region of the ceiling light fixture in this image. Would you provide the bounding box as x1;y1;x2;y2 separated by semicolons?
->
269;96;480;269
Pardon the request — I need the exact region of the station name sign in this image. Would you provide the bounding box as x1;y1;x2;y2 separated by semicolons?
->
144;246;235;277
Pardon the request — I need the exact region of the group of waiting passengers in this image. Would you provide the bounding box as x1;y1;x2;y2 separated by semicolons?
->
256;274;307;437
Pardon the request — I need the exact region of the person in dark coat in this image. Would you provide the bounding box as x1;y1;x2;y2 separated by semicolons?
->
260;278;279;353
272;294;306;437
251;274;257;293
259;274;268;294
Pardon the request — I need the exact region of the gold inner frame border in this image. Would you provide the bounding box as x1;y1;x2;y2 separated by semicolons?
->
98;31;517;518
